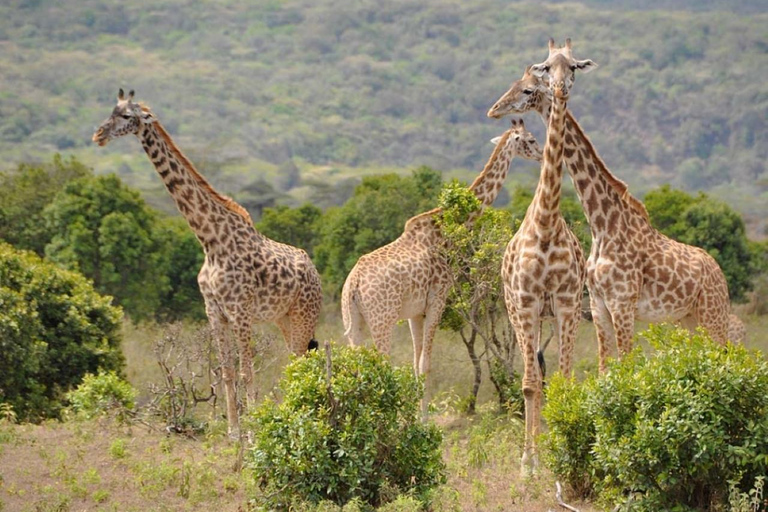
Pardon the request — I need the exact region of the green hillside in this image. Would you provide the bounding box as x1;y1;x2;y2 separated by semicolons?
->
1;0;766;233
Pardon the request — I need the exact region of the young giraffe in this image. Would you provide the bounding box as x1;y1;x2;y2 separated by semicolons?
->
93;89;323;435
488;63;731;371
341;119;542;414
501;38;596;474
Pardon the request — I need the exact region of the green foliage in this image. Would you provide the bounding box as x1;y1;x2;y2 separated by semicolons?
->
0;1;766;232
437;182;521;412
0;154;91;255
314;167;442;295
66;371;137;421
43;173;170;321
256;203;323;257
247;345;445;509
543;326;768;509
154;217;206;322
0;243;124;422
644;185;756;301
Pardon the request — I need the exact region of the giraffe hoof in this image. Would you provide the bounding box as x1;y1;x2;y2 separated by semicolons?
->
308;338;319;351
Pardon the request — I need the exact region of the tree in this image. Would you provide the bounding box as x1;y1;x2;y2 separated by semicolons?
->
438;182;520;414
154;217;206;322
314;167;443;295
43;174;170;321
0;243;124;421
644;185;756;301
256;203;323;258
0;154;91;255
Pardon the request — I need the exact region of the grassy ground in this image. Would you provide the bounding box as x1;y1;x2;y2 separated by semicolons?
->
2;310;765;511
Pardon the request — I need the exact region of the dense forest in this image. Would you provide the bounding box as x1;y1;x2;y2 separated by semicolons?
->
0;0;766;234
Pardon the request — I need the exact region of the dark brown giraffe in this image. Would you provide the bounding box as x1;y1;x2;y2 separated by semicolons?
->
93;89;323;435
488;59;731;373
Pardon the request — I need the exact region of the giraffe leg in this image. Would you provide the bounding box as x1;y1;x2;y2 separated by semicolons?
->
517;315;542;476
590;294;615;373
368;309;399;355
408;316;425;378
207;311;239;437
416;298;447;419
232;320;257;408
555;302;580;377
610;305;636;359
343;293;366;348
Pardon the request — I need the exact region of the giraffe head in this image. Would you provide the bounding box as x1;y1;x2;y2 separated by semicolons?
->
486;65;548;119
92;89;155;146
529;38;597;100
489;118;543;162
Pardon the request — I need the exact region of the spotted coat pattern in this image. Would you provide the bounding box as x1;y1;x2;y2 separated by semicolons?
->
488;66;731;374
341;120;542;414
93;90;323;435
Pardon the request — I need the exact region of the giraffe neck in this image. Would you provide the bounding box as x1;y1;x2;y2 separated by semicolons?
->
527;93;566;233
533;104;650;239
467;130;516;216
136;121;255;250
561;111;650;239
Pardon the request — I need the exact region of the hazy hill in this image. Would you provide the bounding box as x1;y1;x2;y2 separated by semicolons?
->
1;0;766;233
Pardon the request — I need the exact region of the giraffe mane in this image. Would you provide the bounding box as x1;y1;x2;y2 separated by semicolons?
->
144;106;253;224
469;129;512;193
566;112;650;221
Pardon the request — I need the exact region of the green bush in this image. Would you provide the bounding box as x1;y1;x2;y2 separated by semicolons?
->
543;326;768;510
246;345;445;510
0;243;124;422
66;371;137;421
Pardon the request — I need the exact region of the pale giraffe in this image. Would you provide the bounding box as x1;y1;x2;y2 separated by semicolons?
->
488;60;731;372
341;119;542;414
728;313;746;343
500;38;595;474
93;89;323;435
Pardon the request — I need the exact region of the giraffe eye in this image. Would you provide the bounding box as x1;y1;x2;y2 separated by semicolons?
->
120;114;131;119
523;89;533;95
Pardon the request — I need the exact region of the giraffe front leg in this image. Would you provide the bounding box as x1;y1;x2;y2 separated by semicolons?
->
417;296;448;419
207;312;239;437
610;305;637;359
555;302;580;378
517;318;542;476
232;320;257;409
589;294;615;373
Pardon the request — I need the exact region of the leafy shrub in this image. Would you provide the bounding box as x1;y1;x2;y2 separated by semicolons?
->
543;326;768;510
0;243;124;422
66;371;137;421
247;345;445;510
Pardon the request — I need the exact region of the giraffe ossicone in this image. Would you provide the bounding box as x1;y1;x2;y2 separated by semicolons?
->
93;90;323;436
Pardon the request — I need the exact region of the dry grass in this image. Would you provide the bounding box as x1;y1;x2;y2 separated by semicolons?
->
2;311;764;512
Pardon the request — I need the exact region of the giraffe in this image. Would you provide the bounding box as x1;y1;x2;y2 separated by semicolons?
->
341;119;542;414
500;38;595;474
488;57;731;373
92;89;323;435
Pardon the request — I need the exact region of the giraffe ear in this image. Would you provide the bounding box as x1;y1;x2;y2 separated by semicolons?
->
574;59;598;73
490;136;502;146
138;108;156;124
529;62;549;78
